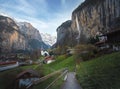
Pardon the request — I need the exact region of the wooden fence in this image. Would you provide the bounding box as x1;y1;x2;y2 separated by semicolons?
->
27;68;68;89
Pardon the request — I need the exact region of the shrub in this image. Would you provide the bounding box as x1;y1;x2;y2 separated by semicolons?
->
74;44;98;62
88;36;99;44
52;46;69;55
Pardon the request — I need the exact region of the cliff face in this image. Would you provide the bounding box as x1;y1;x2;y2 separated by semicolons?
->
0;15;27;53
18;22;50;50
72;0;120;42
18;22;42;41
55;0;120;48
0;15;49;53
55;20;78;48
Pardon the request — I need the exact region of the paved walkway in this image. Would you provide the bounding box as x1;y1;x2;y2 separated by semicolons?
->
61;72;82;89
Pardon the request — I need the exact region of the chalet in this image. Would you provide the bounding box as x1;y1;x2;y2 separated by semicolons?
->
43;56;55;64
104;28;120;43
95;35;109;50
95;27;120;51
104;28;120;51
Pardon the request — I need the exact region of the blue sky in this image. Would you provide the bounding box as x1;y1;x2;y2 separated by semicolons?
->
0;0;84;36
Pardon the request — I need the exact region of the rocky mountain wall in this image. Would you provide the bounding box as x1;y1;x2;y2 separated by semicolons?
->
18;22;42;42
55;0;120;48
55;20;78;48
72;0;120;43
0;16;28;53
0;15;49;53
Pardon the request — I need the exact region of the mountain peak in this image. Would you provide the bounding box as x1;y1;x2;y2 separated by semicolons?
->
41;33;56;46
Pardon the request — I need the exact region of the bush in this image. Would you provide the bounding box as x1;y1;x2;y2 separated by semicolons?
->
88;36;99;44
52;46;69;55
74;44;98;62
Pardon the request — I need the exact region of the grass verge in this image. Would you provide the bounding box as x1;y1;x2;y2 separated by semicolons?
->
43;55;75;75
76;52;120;89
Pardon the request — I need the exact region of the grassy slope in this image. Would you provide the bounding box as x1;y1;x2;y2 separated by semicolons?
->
76;52;120;89
43;55;75;75
2;52;119;89
33;55;75;89
0;64;40;89
0;55;75;89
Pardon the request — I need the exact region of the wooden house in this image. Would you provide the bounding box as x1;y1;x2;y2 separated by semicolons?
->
104;28;120;51
95;27;120;51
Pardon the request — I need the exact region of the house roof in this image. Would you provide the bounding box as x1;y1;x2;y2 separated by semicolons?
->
16;69;39;79
97;27;120;37
104;28;120;36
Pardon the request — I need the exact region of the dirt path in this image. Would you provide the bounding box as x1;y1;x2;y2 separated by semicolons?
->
61;72;82;89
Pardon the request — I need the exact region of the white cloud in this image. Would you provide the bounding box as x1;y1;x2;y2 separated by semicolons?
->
0;0;48;16
0;0;85;36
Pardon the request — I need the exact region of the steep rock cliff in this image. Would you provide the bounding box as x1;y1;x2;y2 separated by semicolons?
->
55;20;78;48
18;22;50;50
0;15;27;53
72;0;120;43
18;22;42;41
0;15;49;53
55;0;120;48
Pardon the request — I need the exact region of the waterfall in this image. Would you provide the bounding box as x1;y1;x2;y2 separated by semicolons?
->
75;15;81;44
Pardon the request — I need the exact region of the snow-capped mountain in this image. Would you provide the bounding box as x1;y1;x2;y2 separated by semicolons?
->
41;33;56;46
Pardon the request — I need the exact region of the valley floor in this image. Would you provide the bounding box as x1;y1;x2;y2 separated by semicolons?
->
0;52;120;89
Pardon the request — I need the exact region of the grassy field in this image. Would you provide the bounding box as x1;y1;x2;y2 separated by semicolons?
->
76;52;120;89
0;64;41;89
1;52;119;89
33;55;75;89
42;55;75;75
0;55;75;89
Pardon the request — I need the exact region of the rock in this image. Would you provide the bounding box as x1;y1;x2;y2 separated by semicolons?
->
18;22;42;42
0;15;49;53
72;0;120;42
55;0;120;48
54;20;78;48
0;15;27;53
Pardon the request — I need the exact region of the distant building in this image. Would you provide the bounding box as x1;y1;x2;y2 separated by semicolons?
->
43;56;55;64
41;50;49;56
